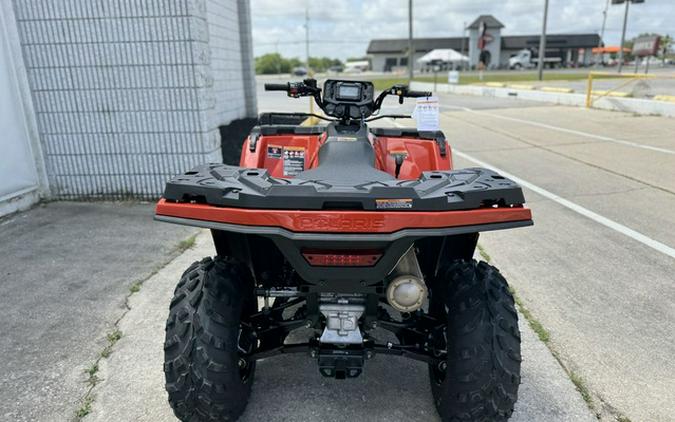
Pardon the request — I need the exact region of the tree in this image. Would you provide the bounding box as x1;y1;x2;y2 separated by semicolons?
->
660;34;673;64
255;53;287;74
308;57;343;72
255;54;342;74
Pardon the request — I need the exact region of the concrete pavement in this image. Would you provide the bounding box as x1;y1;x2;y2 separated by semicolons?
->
434;98;675;421
0;202;196;421
78;86;599;422
83;231;596;422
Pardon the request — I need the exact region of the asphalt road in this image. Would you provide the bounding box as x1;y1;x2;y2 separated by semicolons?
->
432;97;675;421
0;203;195;421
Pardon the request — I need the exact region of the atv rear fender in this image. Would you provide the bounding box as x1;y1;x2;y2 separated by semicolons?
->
239;124;452;179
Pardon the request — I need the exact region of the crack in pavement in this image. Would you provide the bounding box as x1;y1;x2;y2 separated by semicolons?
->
71;231;198;421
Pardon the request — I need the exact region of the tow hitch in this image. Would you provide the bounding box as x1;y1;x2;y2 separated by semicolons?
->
317;345;366;379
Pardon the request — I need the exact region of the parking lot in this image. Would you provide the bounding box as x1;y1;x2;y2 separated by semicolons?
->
2;81;673;422
95;85;674;421
432;98;675;422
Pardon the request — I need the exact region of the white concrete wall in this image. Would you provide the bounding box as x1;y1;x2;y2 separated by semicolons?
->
10;0;256;200
0;0;48;216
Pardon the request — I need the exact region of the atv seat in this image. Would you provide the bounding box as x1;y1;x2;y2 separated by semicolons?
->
296;124;394;184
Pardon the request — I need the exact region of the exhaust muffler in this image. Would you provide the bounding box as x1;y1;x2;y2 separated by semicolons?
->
386;247;427;312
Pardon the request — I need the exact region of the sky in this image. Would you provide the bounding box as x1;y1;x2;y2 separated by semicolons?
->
250;0;674;61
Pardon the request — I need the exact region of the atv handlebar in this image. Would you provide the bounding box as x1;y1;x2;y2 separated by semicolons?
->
265;80;321;100
406;90;432;98
265;79;433;122
264;83;289;91
375;84;432;107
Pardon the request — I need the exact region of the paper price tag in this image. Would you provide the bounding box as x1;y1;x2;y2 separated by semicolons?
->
412;96;440;131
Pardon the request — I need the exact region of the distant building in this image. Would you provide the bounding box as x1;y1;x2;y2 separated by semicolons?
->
367;15;601;71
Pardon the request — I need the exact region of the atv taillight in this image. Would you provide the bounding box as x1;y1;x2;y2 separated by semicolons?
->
302;249;382;267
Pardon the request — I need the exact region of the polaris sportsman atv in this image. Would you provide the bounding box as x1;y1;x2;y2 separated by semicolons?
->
155;79;532;421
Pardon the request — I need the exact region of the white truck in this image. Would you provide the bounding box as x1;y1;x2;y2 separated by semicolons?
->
508;49;562;69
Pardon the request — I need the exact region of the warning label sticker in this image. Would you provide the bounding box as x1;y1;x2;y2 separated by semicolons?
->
375;198;413;209
267;145;282;158
283;146;305;176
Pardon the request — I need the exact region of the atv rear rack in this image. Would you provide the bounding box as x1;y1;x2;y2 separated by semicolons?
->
162;164;526;212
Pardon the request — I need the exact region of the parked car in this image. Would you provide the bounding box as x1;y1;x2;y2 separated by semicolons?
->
292;66;308;76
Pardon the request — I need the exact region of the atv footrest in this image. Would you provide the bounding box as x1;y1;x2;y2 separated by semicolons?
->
317;347;365;379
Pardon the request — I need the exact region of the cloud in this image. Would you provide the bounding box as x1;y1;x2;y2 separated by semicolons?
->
250;0;675;60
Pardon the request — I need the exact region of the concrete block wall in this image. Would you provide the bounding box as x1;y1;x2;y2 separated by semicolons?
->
11;0;256;199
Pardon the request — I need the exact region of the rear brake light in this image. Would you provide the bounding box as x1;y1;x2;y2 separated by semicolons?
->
302;249;382;267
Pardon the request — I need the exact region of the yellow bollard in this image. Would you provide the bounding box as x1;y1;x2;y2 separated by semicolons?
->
585;73;593;108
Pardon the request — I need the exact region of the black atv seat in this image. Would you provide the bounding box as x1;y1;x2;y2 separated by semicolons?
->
295;124;394;184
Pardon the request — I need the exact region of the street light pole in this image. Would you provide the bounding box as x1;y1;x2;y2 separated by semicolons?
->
537;0;549;81
617;0;630;73
304;6;313;114
408;0;413;82
596;0;610;66
600;0;610;47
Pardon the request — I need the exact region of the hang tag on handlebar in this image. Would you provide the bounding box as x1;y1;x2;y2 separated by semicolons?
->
412;96;439;131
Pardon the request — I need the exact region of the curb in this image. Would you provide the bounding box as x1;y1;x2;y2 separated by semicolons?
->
654;94;675;103
540;86;575;93
412;81;675;118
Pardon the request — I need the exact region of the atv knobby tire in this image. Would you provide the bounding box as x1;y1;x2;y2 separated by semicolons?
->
430;260;521;422
164;257;256;422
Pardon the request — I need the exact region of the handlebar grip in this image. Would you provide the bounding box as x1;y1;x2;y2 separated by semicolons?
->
406;90;432;98
264;83;289;91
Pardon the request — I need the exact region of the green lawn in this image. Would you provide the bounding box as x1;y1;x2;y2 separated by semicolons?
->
370;72;624;90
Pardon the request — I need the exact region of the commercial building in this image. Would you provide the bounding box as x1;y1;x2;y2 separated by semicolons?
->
367;15;601;72
0;0;257;217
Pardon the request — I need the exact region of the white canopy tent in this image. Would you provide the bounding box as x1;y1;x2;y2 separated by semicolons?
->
417;49;469;64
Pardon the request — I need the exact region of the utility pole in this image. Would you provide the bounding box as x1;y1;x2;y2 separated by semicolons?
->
461;21;467;71
304;6;310;72
304;5;313;115
408;0;413;82
274;39;280;75
537;0;549;81
617;0;630;73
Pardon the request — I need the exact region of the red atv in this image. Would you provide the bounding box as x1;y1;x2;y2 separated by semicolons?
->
155;79;532;421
